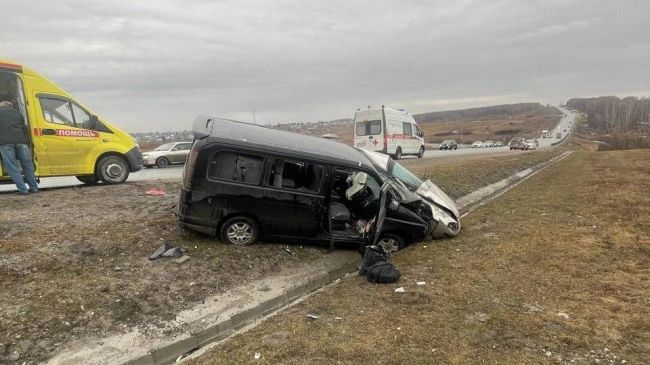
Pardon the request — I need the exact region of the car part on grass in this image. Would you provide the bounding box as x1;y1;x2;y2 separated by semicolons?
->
149;243;185;260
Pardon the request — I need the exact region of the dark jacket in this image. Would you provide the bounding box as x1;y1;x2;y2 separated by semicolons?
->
0;106;28;145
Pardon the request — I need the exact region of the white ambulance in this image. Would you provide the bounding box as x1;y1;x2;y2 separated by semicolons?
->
353;106;425;159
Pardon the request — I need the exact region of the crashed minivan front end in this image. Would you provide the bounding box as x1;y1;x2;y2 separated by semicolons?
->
360;149;461;239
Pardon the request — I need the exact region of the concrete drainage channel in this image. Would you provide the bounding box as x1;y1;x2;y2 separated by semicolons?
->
47;151;573;365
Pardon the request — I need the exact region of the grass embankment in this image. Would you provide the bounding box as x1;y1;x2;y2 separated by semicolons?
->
190;150;650;364
402;150;562;200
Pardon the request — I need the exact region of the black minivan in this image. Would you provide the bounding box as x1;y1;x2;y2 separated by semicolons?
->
177;116;460;250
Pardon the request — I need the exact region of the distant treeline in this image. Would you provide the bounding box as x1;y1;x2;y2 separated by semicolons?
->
567;96;650;132
413;103;552;123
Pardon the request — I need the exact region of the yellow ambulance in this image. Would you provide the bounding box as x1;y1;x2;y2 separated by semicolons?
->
0;59;142;185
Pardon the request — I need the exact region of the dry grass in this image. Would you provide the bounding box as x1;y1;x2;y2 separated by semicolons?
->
401;150;563;199
189;150;650;364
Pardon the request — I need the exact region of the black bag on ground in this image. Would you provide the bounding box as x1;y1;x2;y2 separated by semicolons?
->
359;245;387;276
367;261;401;284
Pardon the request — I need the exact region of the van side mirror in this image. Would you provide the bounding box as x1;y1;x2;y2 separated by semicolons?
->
88;115;99;130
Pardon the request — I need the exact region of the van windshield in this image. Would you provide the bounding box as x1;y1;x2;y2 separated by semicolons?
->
388;159;423;192
356;120;381;136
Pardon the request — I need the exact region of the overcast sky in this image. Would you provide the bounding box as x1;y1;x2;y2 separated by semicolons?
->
1;0;648;132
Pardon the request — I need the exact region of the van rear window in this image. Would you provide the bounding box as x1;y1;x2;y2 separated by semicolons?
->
356;120;381;136
209;152;264;185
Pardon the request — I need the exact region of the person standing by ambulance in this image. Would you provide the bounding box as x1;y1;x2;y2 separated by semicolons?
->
0;100;38;194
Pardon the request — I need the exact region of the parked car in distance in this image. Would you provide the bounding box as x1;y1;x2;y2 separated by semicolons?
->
142;141;193;168
439;140;458;150
177;116;461;250
483;140;495;148
509;137;527;150
471;141;482;148
525;139;539;150
494;141;504;147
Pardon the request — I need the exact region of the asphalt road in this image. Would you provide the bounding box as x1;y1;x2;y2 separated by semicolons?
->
0;108;578;193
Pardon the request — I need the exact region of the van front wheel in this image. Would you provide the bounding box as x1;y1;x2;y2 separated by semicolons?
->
97;155;130;184
220;217;259;245
76;175;98;185
417;146;425;158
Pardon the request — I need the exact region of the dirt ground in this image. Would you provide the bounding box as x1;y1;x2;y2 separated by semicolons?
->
0;181;329;364
0;149;564;364
189;150;650;364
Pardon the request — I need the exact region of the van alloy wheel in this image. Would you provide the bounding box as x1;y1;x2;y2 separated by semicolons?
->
97;156;129;184
377;234;406;252
220;217;260;245
226;223;254;245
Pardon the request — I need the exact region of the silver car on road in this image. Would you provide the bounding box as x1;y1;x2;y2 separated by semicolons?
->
142;141;193;168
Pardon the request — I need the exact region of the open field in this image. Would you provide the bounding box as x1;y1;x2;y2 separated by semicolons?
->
189;150;650;364
275;107;561;145
0;149;563;364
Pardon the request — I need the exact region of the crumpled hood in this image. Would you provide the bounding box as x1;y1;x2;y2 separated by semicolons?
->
416;179;460;219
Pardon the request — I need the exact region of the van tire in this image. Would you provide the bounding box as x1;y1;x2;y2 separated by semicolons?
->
76;175;98;185
220;216;260;245
97;155;130;184
417;147;425;158
377;233;406;252
156;157;170;168
393;147;402;160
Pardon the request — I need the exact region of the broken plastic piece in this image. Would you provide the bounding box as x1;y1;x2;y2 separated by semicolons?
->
162;247;183;258
306;313;320;320
394;287;405;293
149;243;171;260
145;188;167;196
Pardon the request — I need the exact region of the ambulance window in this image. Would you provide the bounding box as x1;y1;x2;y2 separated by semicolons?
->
356;120;381;136
71;103;92;129
40;97;74;126
402;122;413;135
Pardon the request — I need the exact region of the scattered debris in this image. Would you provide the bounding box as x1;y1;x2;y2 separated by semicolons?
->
557;312;570;320
257;284;271;292
395;287;405;293
416;281;426;286
545;351;552;357
162;247;183;258
113;266;122;272
175;255;190;264
149;243;171;260
334;316;343;320
284;248;293;255
254;352;261;360
145;188;167;196
306;313;320;320
523;303;544;313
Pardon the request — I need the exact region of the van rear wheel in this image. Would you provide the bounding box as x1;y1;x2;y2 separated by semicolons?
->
220;217;260;245
97;155;130;184
393;147;402;160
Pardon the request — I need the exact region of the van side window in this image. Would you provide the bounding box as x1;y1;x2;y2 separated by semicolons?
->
71;102;92;129
356;120;381;136
209;152;264;185
268;159;323;193
39;97;74;126
402;122;413;135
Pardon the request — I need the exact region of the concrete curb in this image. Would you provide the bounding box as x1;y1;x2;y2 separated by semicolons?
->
123;257;360;365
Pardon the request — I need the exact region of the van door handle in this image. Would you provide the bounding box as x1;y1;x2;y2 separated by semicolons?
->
42;128;56;135
102;138;109;142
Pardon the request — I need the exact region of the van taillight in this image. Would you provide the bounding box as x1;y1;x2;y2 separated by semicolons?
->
183;150;199;189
